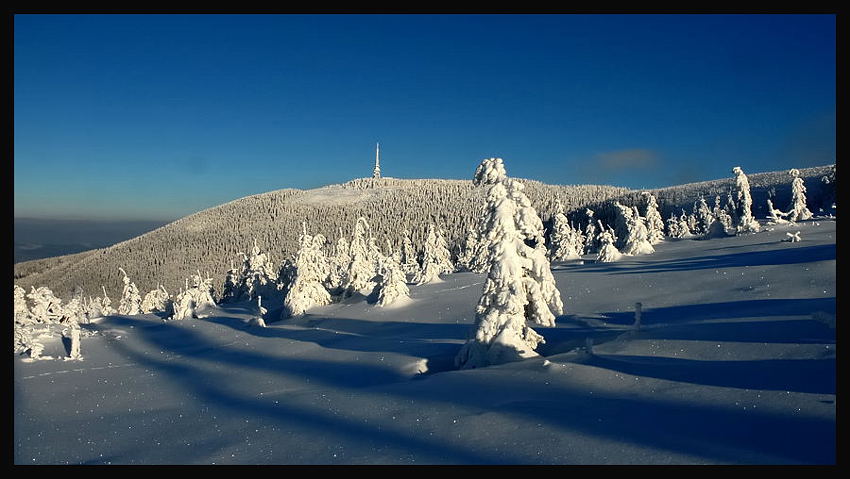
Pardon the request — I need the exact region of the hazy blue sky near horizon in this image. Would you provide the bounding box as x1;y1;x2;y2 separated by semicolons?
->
15;14;835;221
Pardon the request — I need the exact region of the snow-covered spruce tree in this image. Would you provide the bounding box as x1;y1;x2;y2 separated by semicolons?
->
100;286;116;316
694;197;714;235
455;158;563;369
678;210;694;238
343;217;378;297
399;229;419;275
583;209;598;255
549;202;581;261
117;268;142;315
282;226;333;318
612;201;634;250
324;231;351;295
374;254;411;307
141;285;172;314
218;263;240;304
235;240;279;302
642;192;666;245
412;222;453;285
596;227;623;262
455;228;479;272
13;285;36;355
713;195;734;232
787;168;813;222
171;272;217;320
732;166;760;233
666;212;681;238
622;206;655;255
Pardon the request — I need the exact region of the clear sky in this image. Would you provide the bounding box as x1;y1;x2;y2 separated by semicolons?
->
14;14;835;221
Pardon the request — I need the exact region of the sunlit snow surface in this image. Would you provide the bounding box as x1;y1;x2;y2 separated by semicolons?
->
14;220;835;464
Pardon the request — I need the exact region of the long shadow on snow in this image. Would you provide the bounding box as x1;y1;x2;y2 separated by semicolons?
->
587;354;835;395
100;317;833;464
103;319;528;464
585;244;835;275
588;297;835;339
413;374;835;464
203;314;471;375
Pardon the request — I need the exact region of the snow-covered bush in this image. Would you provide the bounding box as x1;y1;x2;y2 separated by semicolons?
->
171;272;217;320
27;286;64;324
766;198;790;225
456;158;563;369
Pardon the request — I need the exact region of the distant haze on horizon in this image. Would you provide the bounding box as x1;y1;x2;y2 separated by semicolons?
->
14;14;835;222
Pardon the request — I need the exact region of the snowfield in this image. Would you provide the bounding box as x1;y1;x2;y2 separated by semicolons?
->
14;220;835;464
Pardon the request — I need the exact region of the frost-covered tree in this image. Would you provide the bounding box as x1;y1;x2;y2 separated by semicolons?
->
27;286;64;323
596;228;623;262
455;228;479;272
622;206;655;255
694;197;714;235
14;285;32;325
117;268;142;315
283;226;333;318
713;195;734;231
583;209;598;254
398;229;420;275
455;158;563;369
732;166;760;233
13;285;37;356
412;222;453;285
642;192;665;245
787;168;813;222
612;201;634;250
141;286;172;314
171;272;217;320
343;217;378;296
549;203;581;261
234;240;279;302
666;212;681;238
374;255;411;307
678;210;694;238
766;198;790;225
218;263;241;304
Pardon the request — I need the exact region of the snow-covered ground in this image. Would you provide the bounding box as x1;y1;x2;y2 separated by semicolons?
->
14;220;835;464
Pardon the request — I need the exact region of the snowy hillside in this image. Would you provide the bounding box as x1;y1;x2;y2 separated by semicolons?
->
14;219;835;464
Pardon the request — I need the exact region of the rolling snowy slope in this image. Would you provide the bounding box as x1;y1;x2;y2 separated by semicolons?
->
14;219;835;464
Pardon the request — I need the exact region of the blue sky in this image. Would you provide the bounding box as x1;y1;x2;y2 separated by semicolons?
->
14;14;835;221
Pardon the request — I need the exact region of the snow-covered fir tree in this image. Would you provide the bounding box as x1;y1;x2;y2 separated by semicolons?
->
621;206;655;255
678;210;694;238
694;197;714;235
234;240;279;302
399;229;420;275
583;209;598;255
642;192;666;245
412;222;453;285
343;217;378;297
596;228;623;262
218;263;241;304
117;268;142;316
732;166;760;233
713;195;734;231
13;285;37;356
455;158;563;369
282;226;333;318
549;202;581;261
171;272;217;320
666;212;681;238
455;228;479;272
374;254;411;307
612;201;634;250
787;168;813;222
